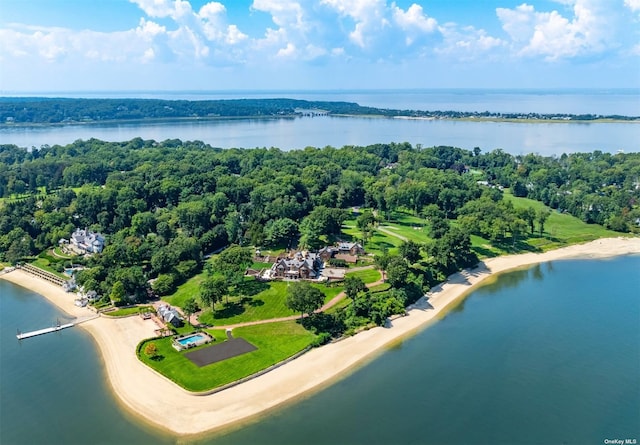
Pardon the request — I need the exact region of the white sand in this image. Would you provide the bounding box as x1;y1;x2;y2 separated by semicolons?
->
2;237;640;436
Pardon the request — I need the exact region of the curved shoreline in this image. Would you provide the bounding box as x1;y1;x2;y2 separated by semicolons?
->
2;237;640;437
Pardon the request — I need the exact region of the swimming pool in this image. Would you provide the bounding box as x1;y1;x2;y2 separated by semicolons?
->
172;332;213;351
178;334;206;346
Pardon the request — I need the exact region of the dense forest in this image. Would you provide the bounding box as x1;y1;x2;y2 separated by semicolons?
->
1;139;639;332
1;97;637;124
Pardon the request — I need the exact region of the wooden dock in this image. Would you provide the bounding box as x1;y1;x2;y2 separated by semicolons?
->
17;322;74;340
16;314;99;340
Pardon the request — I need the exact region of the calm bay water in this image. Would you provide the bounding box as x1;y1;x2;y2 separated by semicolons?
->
1;90;638;155
1;256;639;445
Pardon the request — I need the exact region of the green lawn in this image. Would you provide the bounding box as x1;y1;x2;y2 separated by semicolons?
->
380;223;432;244
103;305;153;318
469;193;621;258
162;270;207;308
137;320;316;392
198;279;342;326
250;261;273;269
346;268;382;284
30;254;68;279
52;247;74;259
505;193;619;250
341;223;403;255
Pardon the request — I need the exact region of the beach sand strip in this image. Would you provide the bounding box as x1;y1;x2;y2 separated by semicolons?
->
2;237;639;436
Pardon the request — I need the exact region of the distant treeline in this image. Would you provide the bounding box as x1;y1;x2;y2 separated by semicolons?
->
0;97;637;124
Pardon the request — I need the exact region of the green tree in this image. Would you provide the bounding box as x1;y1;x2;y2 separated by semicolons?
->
214;245;252;302
285;281;325;318
517;206;537;234
298;216;324;250
110;281;125;306
356;210;377;245
151;273;176;296
200;276;226;311
373;247;391;281
537;209;551;235
182;297;199;328
264;217;298;247
386;256;410;288
344;275;367;300
399;240;422;264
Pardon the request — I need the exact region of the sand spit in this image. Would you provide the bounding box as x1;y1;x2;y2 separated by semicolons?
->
2;237;639;436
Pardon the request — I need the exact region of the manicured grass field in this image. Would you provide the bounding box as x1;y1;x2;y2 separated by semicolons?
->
30;254;68;279
163;270;207;308
346;268;382;284
52;247;73;259
250;261;272;269
341;223;403;255
137;320;316;392
469;193;620;258
198;280;342;326
504;192;619;248
103;306;153;318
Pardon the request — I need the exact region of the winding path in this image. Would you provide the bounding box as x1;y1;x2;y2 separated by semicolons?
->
199;267;384;330
377;225;409;242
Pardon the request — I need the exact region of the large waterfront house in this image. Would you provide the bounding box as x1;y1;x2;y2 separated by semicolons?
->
337;242;365;256
319;243;365;263
62;228;105;254
271;251;323;280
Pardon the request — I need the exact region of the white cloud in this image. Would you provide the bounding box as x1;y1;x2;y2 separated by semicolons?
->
252;0;307;30
277;42;297;57
392;3;436;33
497;0;618;60
130;0;193;20
624;0;640;12
436;23;505;60
1;0;638;90
320;0;389;48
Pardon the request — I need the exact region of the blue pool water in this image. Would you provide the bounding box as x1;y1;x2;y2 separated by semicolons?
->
177;334;205;346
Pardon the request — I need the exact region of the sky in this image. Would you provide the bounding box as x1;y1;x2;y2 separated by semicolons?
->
0;0;639;92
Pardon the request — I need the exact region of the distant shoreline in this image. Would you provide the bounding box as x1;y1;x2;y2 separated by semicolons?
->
2;237;640;437
1;96;638;130
1;114;637;131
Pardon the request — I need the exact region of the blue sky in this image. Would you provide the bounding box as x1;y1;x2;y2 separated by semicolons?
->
0;0;638;92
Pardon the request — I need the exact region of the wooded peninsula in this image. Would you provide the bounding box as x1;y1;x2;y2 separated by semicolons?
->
1;97;638;125
1;137;639;391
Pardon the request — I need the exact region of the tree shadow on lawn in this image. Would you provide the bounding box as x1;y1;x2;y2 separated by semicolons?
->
234;279;269;297
213;301;246;319
472;245;499;258
493;239;542;254
212;296;264;319
371;240;396;250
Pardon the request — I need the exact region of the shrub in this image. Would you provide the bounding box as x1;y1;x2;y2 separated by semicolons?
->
328;259;347;267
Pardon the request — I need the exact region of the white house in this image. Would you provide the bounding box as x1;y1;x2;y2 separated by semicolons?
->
67;228;105;254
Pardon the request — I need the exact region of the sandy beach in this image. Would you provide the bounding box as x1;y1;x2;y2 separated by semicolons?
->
2;237;640;436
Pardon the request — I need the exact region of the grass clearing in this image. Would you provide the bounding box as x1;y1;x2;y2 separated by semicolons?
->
505;193;619;250
103;305;153;318
30;254;68;279
198;279;342;326
346;268;381;284
342;223;402;255
163;270;207;308
469;193;621;258
137;320;315;392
